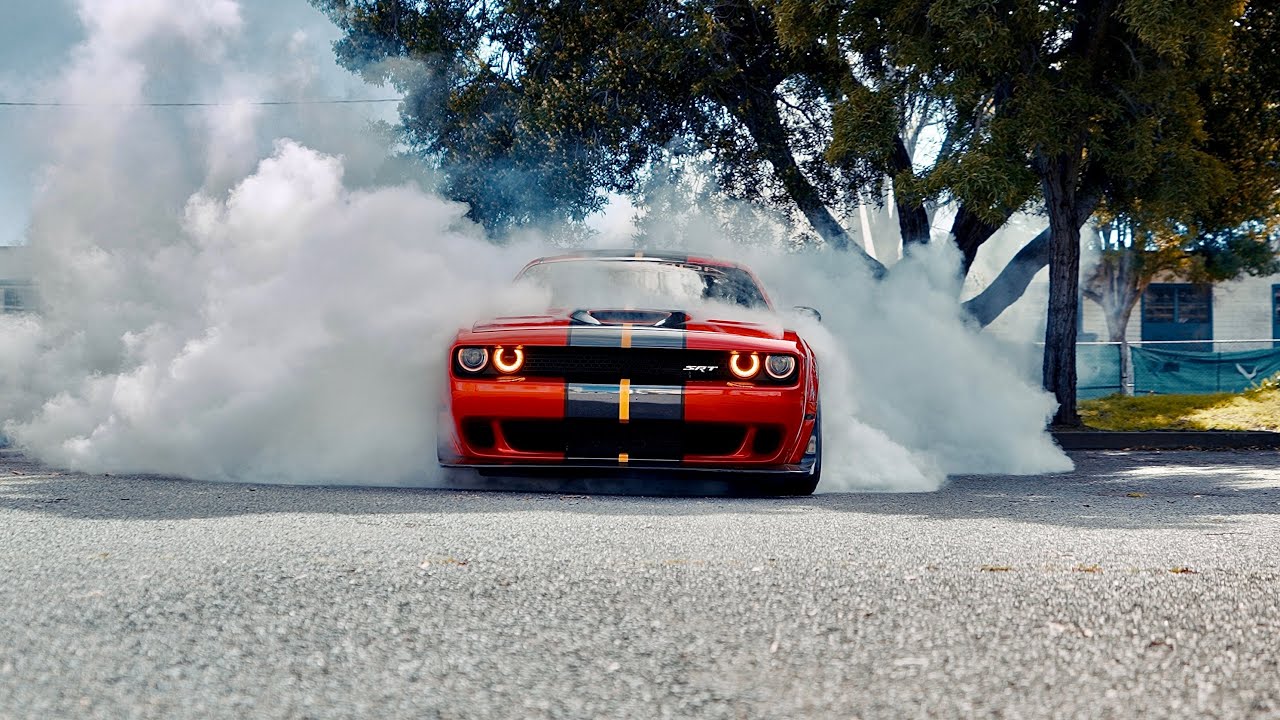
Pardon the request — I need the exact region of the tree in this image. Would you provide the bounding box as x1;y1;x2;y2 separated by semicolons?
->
1004;0;1276;425
780;0;1280;425
1080;1;1280;395
312;0;860;255
314;0;1043;278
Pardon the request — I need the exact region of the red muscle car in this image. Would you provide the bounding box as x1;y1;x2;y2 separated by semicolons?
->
438;250;822;495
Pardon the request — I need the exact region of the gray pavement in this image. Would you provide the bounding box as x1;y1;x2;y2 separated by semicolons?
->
1;449;1278;719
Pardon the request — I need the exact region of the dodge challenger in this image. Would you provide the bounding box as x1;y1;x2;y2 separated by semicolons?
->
438;250;822;495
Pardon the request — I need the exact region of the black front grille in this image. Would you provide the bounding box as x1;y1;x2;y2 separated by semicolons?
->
523;347;725;383
453;346;795;385
752;426;784;456
500;419;749;458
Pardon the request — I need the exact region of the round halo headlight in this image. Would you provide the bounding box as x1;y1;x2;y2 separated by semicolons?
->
765;354;797;380
457;347;489;373
729;351;761;379
492;345;525;374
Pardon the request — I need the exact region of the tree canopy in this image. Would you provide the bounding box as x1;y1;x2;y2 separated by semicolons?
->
313;0;974;267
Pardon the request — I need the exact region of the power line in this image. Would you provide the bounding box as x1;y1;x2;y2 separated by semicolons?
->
0;98;401;107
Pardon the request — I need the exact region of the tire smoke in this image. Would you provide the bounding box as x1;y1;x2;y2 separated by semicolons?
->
0;0;1071;490
618;212;1072;491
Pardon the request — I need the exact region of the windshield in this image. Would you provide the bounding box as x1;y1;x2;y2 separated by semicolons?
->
517;258;769;310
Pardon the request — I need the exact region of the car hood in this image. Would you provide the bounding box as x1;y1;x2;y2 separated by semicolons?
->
458;307;801;353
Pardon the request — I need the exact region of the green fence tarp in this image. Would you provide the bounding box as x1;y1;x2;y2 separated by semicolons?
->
1077;344;1123;398
1131;346;1280;394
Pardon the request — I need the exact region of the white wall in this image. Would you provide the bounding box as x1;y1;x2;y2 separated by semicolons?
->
1212;275;1277;348
1078;295;1142;344
0;245;31;282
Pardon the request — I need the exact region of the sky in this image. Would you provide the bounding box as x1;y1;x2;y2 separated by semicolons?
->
0;0;400;247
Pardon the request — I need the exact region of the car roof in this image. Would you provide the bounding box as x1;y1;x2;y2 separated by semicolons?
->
522;249;748;271
517;249;775;309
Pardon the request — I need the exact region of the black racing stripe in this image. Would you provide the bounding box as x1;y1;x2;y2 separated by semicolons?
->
567;326;688;349
564;383;620;419
627;385;683;422
567;326;622;347
560;330;687;462
626;328;686;349
564;383;622;459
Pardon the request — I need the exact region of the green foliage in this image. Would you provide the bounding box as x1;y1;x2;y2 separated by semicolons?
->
778;0;1280;246
312;0;862;238
825;85;897;174
776;0;1280;424
315;0;1279;281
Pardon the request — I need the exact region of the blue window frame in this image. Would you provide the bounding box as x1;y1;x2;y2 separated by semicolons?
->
1141;283;1213;352
1273;284;1279;348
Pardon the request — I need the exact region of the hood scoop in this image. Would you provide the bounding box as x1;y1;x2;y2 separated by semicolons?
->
570;309;689;328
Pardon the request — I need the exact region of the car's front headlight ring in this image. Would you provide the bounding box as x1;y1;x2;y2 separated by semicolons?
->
492;345;525;374
765;354;797;380
729;351;761;379
457;347;489;373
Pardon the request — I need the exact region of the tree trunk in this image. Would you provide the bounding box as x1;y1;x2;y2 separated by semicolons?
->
1038;149;1086;427
1082;245;1145;396
950;205;1004;275
892;136;931;248
1095;294;1138;397
1106;315;1134;396
961;228;1050;326
730;91;886;276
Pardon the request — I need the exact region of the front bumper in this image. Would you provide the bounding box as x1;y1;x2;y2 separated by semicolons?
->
440;457;818;476
440;376;816;470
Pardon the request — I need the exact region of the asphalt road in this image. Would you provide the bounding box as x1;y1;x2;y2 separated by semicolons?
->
1;450;1278;719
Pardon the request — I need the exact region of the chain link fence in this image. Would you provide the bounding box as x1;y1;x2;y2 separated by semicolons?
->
1078;340;1280;397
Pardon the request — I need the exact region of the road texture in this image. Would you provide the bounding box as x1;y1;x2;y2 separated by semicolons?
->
1;449;1278;719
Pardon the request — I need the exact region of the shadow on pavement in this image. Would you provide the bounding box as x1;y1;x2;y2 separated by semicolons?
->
0;449;1276;530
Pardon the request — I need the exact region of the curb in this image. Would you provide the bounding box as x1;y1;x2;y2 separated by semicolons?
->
1052;430;1280;450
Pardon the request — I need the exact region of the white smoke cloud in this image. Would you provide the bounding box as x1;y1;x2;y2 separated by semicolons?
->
796;245;1071;488
0;0;537;484
0;0;1070;490
628;212;1072;492
11;140;542;483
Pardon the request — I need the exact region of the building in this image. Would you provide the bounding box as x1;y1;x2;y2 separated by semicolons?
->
973;221;1280;354
0;245;34;313
966;213;1280;395
1078;274;1280;352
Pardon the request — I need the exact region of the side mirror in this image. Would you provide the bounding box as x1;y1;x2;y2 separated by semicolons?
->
792;305;822;322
